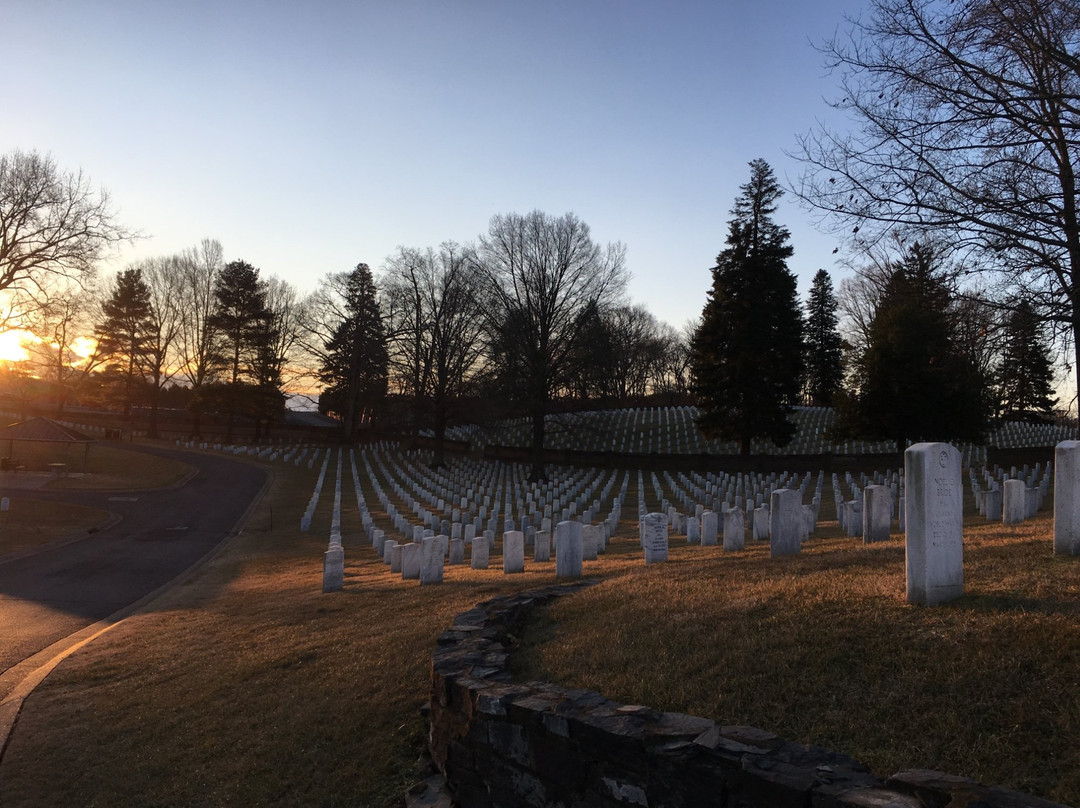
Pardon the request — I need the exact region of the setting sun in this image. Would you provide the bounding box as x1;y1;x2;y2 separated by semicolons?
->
0;329;35;363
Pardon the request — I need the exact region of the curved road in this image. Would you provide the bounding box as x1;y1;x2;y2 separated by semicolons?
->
0;446;268;685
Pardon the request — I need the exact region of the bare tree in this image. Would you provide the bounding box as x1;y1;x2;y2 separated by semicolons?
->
478;211;627;480
0;150;131;329
22;278;105;415
382;246;429;425
175;239;223;436
382;242;487;465
793;0;1080;402
262;275;309;405
141;256;185;437
651;319;693;396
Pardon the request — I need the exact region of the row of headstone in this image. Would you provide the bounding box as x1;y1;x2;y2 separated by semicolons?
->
340;444;633;585
970;462;1051;525
322;451;346;592
433;405;1017;460
301;449;333;532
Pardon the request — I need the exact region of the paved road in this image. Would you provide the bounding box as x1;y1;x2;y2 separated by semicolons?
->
0;446;268;682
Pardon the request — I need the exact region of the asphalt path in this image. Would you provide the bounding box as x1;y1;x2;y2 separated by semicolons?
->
0;446;268;682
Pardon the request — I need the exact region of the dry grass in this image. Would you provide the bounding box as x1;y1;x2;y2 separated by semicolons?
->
0;441;192;490
0;498;112;557
0;459;573;807
1;459;1077;807
515;515;1080;805
44;443;192;489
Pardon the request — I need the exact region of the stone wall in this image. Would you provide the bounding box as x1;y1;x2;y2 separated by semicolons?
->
429;583;1069;808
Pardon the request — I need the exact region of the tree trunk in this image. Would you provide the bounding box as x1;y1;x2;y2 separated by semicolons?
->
433;397;446;469
148;375;160;439
530;397;547;482
1073;316;1080;439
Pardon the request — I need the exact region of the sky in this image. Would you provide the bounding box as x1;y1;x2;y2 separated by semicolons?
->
5;0;863;331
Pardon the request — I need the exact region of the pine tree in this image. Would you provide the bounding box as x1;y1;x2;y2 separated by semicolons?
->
97;268;154;417
803;269;844;405
855;243;989;445
210;260;271;386
998;300;1057;422
691;159;805;454
319;263;388;438
209;259;274;440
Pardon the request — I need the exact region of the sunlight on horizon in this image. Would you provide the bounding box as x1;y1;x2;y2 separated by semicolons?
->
0;329;36;363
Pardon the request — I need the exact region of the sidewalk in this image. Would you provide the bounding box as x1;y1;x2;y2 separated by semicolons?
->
0;471;77;491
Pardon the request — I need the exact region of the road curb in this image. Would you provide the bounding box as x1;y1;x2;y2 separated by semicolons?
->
0;457;274;768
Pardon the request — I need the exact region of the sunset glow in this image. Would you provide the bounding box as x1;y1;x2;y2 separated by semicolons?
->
0;330;35;363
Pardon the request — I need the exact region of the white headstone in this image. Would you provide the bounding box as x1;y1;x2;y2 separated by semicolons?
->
862;485;891;543
722;508;744;552
1002;478;1027;525
752;506;769;540
769;489;801;557
1055;440;1080;555
471;536;489;569
449;537;465;565
701;510;718;546
582;524;600;561
554;521;583;578
503;530;525;573
905;442;963;606
401;542;421;579
419;536;444;585
322;546;344;592
389;542;403;573
643;512;669;563
534;530;551;562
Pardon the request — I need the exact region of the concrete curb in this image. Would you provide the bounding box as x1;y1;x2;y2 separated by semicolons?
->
0;459;274;767
0;511;123;569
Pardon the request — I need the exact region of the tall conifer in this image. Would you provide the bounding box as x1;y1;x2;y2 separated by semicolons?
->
998;300;1057;422
97;268;154;417
319;263;388;437
803;269;844;405
691;159;804;454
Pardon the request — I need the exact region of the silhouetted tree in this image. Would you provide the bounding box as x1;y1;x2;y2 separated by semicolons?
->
478;211;627;480
794;0;1080;407
96;268;154;417
383;243;487;463
692;159;805;454
998;300;1057;422
803;269;844;405
210;259;272;440
319;263;388;438
0;149;130;329
853;243;990;445
175;239;224;438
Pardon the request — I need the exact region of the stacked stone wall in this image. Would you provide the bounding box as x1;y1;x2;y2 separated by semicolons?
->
429;583;1069;808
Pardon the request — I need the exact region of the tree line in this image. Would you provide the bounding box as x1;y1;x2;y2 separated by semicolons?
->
1;0;1074;469
694;0;1077;454
0;155;692;480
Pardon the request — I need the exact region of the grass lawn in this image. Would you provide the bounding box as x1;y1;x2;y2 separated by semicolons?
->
42;442;193;490
0;443;190;558
0;456;1076;806
0;498;112;558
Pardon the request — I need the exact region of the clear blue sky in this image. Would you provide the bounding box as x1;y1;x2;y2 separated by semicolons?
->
5;0;862;330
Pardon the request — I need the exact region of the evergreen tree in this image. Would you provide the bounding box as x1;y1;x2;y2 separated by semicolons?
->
210;260;271;386
319;263;388;438
803;269;844;406
691;159;805;454
998;300;1057;422
209;259;273;440
97;268;154;417
854;243;989;445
